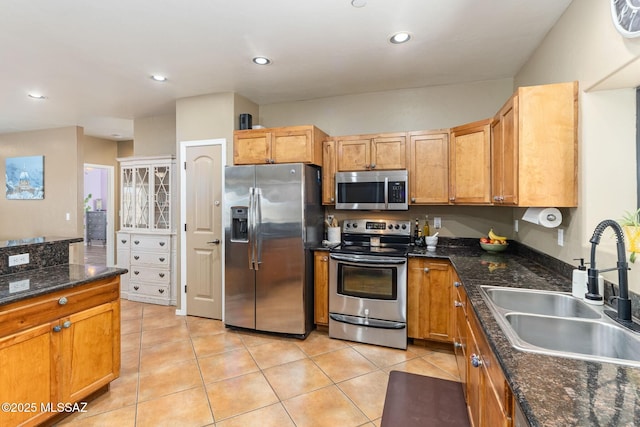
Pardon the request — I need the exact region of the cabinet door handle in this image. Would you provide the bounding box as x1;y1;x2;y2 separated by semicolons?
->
134;255;140;260
471;353;483;368
159;273;165;278
449;197;455;202
159;242;165;247
134;240;140;245
121;239;127;244
454;341;463;349
133;286;139;291
62;321;72;329
58;297;68;305
370;164;376;169
159;257;165;262
134;271;140;275
158;289;165;294
423;267;430;273
322;256;328;262
207;239;220;245
454;281;462;287
454;300;464;307
330;197;335;203
53;325;62;333
411;197;416;203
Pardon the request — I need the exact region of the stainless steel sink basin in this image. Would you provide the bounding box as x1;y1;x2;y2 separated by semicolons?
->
505;313;640;364
479;286;640;367
482;286;600;319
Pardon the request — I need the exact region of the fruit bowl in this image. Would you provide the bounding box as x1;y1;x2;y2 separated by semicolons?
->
480;241;508;252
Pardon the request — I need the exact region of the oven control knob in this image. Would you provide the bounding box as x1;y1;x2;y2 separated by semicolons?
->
394;224;400;229
401;224;407;229
353;223;358;228
346;223;351;228
388;224;393;229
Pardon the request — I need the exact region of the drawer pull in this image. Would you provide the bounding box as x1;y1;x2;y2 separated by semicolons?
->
58;297;68;305
159;273;165;278
121;239;127;244
159;242;165;247
471;353;483;368
134;271;140;275
62;321;72;329
423;267;430;273
159;257;165;262
53;325;62;333
134;240;140;245
134;255;140;260
158;289;165;294
454;300;464;307
133;286;139;291
454;341;463;349
454;281;462;287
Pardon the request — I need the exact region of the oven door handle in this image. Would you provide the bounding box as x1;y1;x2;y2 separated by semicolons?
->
329;313;406;330
329;253;406;265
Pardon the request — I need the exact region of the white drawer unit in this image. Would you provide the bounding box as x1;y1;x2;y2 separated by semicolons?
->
116;232;131;299
118;231;175;305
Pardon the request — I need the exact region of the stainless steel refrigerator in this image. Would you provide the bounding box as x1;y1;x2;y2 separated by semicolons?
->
224;163;323;337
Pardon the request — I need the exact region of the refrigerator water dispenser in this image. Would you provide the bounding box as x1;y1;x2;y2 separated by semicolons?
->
231;207;248;241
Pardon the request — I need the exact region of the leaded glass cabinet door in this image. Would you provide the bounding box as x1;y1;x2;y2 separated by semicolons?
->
153;164;171;230
134;166;150;229
121;166;135;229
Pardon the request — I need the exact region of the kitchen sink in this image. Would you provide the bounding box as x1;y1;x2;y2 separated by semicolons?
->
482;286;600;319
479;286;640;367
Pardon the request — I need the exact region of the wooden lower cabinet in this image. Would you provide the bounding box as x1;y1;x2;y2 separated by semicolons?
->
0;277;121;427
455;282;513;427
314;251;330;326
407;258;453;342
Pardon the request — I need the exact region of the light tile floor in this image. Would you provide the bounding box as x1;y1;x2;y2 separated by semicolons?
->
57;300;461;427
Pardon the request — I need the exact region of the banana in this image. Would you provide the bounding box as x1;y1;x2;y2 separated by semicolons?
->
488;228;507;242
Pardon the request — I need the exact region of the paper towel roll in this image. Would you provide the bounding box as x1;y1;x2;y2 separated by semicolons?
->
522;207;562;228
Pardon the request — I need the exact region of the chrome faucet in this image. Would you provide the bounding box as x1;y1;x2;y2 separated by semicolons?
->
587;219;637;330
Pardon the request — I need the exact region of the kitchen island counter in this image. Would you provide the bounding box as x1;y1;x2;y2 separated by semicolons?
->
410;240;640;427
0;263;127;306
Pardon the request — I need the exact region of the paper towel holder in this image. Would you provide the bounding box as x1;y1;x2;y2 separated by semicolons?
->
522;207;563;228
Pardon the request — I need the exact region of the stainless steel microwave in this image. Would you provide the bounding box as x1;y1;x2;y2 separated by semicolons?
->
335;170;408;210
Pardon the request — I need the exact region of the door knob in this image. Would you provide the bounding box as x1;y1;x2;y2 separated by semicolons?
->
207;239;221;244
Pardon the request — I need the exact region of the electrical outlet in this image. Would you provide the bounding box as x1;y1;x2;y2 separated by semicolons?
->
434;217;442;229
558;229;564;247
8;253;29;267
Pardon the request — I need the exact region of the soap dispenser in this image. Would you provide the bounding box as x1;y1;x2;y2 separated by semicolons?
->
571;258;587;299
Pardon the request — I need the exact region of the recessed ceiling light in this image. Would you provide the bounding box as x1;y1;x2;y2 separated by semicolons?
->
351;0;367;7
252;57;271;65
27;92;46;99
151;75;167;82
389;32;411;44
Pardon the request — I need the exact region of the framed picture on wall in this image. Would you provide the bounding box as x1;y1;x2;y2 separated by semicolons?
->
5;155;45;200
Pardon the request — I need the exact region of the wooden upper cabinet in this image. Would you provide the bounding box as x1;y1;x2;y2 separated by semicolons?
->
336;133;406;171
322;139;337;204
492;81;578;207
449;119;492;204
233;125;327;166
408;130;449;204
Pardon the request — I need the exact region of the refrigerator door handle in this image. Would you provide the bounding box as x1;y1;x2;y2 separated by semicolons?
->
248;186;256;270
255;187;263;269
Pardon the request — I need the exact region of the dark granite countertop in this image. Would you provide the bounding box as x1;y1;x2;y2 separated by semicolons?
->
0;264;128;307
409;241;640;427
0;235;83;249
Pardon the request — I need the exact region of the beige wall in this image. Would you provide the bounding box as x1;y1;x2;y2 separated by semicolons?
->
0;127;84;258
515;0;640;291
260;78;514;136
133;113;177;157
117;140;134;158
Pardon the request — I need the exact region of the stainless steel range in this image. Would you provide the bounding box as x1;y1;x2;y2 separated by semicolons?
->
329;218;410;349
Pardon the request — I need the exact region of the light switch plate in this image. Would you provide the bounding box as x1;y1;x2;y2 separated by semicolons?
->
514;219;519;233
558;229;564;246
434;217;441;229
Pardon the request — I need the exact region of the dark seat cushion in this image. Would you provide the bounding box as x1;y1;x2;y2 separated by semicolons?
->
381;370;470;427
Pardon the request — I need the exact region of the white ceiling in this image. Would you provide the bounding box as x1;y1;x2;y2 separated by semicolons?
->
0;0;573;141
